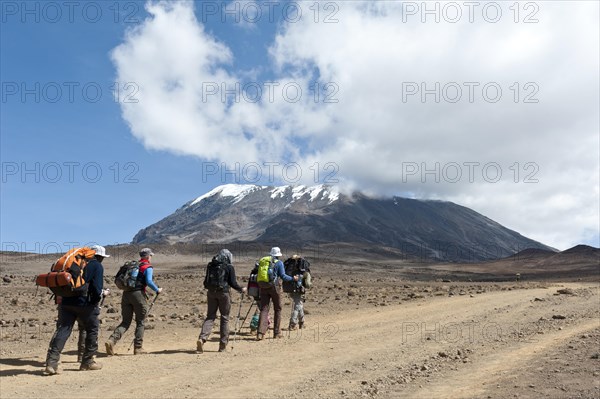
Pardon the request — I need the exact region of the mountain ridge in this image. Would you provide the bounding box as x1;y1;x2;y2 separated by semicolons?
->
132;184;554;262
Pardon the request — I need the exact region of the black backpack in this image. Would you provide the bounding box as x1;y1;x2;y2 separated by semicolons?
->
204;255;228;290
114;260;141;291
282;257;310;293
298;258;310;274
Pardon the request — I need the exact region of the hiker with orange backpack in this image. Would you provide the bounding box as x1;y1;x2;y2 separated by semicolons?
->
105;248;162;355
256;247;298;340
197;249;246;353
44;245;109;375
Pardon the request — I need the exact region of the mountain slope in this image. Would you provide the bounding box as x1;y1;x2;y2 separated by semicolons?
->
132;184;554;261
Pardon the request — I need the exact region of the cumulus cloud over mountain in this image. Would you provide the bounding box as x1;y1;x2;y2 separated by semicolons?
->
112;1;599;250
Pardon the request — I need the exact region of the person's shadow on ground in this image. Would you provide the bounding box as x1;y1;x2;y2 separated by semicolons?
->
0;357;45;376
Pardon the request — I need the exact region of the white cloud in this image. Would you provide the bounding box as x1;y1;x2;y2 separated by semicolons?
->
112;1;599;250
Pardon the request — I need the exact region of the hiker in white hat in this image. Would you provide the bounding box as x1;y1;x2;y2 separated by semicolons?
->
256;247;299;340
44;245;109;375
74;245;111;362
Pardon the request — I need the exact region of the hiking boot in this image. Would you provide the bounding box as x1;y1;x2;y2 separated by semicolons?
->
43;364;60;376
288;323;298;331
273;333;283;339
256;333;264;341
218;343;227;352
134;347;147;355
105;340;115;356
196;339;205;353
80;361;102;371
299;321;304;329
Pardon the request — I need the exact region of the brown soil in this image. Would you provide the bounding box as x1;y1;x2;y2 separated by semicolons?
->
0;251;598;398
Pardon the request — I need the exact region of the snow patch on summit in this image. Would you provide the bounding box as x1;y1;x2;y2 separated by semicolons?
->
270;186;289;199
190;184;340;207
271;184;339;203
190;184;263;206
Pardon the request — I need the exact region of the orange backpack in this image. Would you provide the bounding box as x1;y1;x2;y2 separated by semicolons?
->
36;247;96;297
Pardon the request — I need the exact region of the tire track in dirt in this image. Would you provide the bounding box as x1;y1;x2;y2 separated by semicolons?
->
215;286;568;398
0;284;596;399
403;318;600;399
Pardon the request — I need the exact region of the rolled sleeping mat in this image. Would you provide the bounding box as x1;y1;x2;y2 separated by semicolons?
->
302;271;312;289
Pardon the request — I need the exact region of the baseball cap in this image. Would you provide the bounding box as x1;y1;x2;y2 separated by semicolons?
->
139;248;154;258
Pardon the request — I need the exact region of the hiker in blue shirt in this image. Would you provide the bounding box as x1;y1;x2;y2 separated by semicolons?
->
105;248;162;356
143;267;160;292
257;247;298;340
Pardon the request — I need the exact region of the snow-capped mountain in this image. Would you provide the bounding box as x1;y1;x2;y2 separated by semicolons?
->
189;184;340;207
132;184;553;261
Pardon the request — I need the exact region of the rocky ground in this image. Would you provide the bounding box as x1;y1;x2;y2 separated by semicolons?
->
0;251;598;398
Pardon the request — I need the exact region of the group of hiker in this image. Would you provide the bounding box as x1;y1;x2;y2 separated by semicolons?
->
40;245;312;375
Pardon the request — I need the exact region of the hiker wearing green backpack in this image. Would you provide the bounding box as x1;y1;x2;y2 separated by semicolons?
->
197;249;246;353
256;247;298;340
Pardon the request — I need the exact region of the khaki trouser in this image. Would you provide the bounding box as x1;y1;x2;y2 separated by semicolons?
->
289;292;304;327
109;290;148;349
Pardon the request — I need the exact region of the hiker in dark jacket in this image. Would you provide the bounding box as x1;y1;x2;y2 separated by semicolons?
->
197;249;246;353
257;247;298;340
285;254;310;330
44;245;109;375
105;248;162;356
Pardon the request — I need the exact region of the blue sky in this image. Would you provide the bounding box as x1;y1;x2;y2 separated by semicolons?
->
1;1;599;253
1;1;236;251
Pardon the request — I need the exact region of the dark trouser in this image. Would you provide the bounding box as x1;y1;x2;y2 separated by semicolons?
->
199;289;231;345
77;323;86;358
46;304;100;367
109;290;148;349
258;284;282;337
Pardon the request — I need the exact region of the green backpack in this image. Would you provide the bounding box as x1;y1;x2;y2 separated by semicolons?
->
257;256;275;285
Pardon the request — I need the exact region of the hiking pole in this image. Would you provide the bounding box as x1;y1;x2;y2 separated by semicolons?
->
231;292;245;350
127;293;160;352
239;299;256;332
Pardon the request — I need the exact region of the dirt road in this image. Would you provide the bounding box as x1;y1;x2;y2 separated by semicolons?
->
1;283;598;399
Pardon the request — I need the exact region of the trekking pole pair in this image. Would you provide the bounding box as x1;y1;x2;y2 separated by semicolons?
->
230;292;245;350
127;292;160;352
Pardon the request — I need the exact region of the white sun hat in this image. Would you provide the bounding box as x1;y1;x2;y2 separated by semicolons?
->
90;245;110;258
270;247;282;257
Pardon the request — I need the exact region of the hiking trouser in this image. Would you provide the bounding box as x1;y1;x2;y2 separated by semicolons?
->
46;304;100;367
289;292;305;327
77;322;86;358
199;289;231;345
109;290;148;349
258;284;282;337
